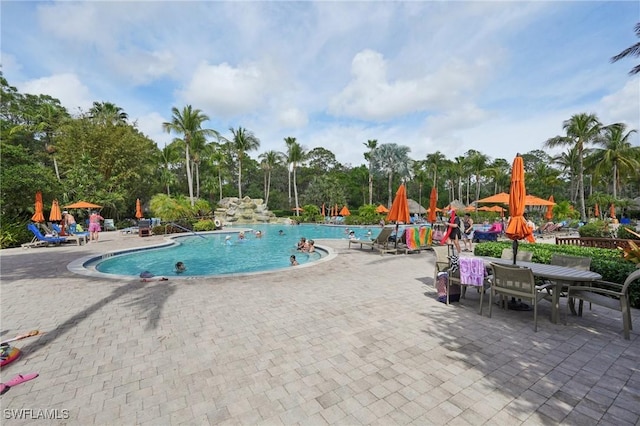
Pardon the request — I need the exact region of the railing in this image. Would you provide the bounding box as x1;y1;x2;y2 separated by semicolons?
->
555;236;632;250
165;222;206;239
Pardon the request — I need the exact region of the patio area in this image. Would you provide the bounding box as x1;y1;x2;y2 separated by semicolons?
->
1;231;639;425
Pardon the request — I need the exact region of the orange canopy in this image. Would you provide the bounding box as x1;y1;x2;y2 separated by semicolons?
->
594;203;600;218
339;206;351;216
31;192;45;223
135;198;143;219
49;199;62;222
610;203;616;218
428;187;438;223
545;195;555;220
64;201;102;209
376;204;389;213
464;205;476;212
477;192;555;207
386;184;410;224
505;155;534;243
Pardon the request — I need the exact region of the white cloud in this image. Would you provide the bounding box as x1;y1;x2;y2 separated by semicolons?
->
599;78;640;130
134;111;172;148
19;73;92;112
277;108;308;128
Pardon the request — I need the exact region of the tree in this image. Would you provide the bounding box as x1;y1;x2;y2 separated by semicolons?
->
162;105;217;206
258;150;283;207
545;113;603;222
363;139;378;205
227;126;260;199
89;101;129;125
465;150;489;205
425;151;447;187
611;22;640;75
288;140;306;216
371;143;412;207
284;137;296;206
587;123;639;199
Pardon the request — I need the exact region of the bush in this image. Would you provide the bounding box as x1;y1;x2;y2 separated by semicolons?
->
193;219;217;231
617;226;640;240
0;216;31;248
474;241;640;308
579;220;610;238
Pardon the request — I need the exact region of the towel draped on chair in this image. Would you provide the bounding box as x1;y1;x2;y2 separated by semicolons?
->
458;258;486;286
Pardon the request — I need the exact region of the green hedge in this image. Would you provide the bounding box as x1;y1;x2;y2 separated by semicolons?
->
474;241;640;308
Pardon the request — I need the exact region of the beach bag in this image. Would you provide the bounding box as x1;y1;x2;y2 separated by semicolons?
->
436;272;460;303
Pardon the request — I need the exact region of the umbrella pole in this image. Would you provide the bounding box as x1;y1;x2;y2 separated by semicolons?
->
395;222;399;248
512;239;518;265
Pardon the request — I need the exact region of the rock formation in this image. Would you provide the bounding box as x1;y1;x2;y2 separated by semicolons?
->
215;197;277;224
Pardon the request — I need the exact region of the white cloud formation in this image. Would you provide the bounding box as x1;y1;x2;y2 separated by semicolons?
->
277;108;308;128
19;73;92;112
599;78;640;130
134;111;172;148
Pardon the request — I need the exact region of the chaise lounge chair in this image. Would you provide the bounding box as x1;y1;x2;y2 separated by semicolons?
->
23;223;67;248
348;227;396;254
51;224;88;246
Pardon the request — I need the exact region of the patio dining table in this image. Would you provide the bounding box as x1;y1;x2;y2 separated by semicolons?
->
479;257;602;324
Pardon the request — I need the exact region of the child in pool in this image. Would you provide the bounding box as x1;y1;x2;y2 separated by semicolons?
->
290;255;299;266
175;262;186;273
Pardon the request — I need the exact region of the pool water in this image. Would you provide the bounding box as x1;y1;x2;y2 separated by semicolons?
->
94;224;382;277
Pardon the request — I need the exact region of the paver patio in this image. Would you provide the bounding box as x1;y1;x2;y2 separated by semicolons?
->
0;230;639;425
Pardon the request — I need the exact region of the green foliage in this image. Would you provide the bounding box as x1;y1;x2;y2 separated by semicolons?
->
617;226;640;240
474;241;640;307
357;204;379;224
193;219;217;231
578;220;611;237
149;194;211;222
301;204;320;223
0;216;31;248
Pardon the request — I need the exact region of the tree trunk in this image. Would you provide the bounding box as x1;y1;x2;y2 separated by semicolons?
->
288;167;292;206
195;163;200;199
185;144;195;206
266;171;271;207
53;157;60;182
578;144;586;222
388;172;393;208
293;165;300;216
238;156;243;199
368;171;373;205
218;169;223;202
613;163;618;199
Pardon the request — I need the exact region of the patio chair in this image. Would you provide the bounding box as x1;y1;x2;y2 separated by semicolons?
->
25;223;66;247
50;223;88;246
565;268;640;340
488;263;553;332
432;244;453;284
103;218;116;231
138;219;152;237
348;226;395;253
500;248;533;262
544;254;592;311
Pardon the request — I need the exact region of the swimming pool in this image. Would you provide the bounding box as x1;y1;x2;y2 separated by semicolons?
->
84;224;382;278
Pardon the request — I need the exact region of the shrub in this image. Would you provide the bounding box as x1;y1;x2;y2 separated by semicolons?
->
0;216;31;248
618;226;640;240
579;220;610;238
193;219;216;231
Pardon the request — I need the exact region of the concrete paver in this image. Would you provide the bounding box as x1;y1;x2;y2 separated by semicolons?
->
0;230;639;425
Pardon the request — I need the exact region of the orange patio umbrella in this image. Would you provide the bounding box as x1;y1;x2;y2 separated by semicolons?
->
31;191;45;223
464;205;476;212
478;192;555;207
505;154;534;264
64;201;102;209
545;195;555;221
386;183;410;248
524;195;556;206
376;204;389;214
135;198;143;220
610;203;616;219
477;192;510;204
594;203;600;218
49;199;62;222
339;205;351;216
428;187;438;223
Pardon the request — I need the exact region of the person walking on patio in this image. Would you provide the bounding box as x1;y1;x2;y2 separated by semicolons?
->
441;209;462;254
88;211;104;242
461;213;474;252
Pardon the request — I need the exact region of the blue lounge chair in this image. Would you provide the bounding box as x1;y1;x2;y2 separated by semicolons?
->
26;223;66;246
51;224;88;246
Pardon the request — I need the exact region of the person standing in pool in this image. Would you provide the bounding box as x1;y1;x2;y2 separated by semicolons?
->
175;262;186;273
290;255;299;266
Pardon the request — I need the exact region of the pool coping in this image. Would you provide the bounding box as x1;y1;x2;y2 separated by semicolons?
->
67;229;338;280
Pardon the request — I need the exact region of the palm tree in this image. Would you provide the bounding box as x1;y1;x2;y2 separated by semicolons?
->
545;113;603;221
258;150;283;207
412;160;428;210
162;105;217;206
89;101;129;125
466;150;489;205
159;143;180;195
587;123;639;199
611;22;640;75
371;143;412;207
425;151;447;187
284;137;297;206
363;139;378;205
288;141;306;216
228;126;260;199
484;158;510;194
552;147;580;202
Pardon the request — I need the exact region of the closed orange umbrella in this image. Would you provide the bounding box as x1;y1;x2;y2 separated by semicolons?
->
387;183;410;248
545;195;555;221
135;198;143;219
428;187;437;223
49;199;62;222
610;203;616;219
31;192;45;223
506;155;534;264
339;206;350;216
594;203;600;218
376;204;389;214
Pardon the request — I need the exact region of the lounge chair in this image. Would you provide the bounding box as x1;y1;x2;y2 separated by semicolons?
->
138;219;152;237
51;224;88;246
348;227;396;254
23;223;66;247
398;226;432;254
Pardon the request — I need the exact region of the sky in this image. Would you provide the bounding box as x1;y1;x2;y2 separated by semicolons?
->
2;1;639;168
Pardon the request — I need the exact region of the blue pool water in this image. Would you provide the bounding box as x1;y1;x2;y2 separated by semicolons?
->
94;224;382;277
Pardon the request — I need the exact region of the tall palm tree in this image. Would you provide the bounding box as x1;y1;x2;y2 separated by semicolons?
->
228;126;260;199
159;143;180;195
89;101;129;125
363;139;378;205
371;143;412;207
466;150;489;205
552;147;580;202
288;141;306;216
611;22;640;75
484;158;510;194
425;151;447;187
162;105;217;206
284;137;297;206
587;123;639;199
545;113;603;221
258;150;283;207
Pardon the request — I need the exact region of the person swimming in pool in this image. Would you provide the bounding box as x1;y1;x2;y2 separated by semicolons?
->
290;255;299;266
224;236;233;245
175;262;186;273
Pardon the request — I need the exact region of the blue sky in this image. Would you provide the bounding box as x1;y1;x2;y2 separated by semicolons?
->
2;1;638;167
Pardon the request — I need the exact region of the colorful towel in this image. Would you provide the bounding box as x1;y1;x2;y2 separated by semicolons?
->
459;258;486;286
420;226;431;247
405;227;419;251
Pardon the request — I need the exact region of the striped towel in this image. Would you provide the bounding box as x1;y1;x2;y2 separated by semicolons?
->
459;258;486;286
420;226;431;247
405;228;419;251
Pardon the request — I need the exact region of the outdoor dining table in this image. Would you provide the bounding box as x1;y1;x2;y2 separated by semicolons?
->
479;256;602;324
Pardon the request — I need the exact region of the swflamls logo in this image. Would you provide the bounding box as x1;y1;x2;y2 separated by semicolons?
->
3;409;70;420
